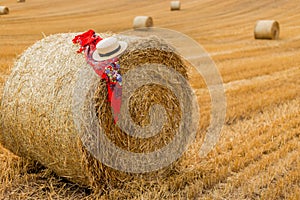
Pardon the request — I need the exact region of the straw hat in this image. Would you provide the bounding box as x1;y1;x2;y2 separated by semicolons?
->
92;37;128;61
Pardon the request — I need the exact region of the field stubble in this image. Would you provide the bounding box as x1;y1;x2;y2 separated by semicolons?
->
0;0;299;199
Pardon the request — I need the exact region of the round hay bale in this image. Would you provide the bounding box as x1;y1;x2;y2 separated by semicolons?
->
17;0;26;3
0;6;9;15
133;16;153;29
0;33;196;187
254;20;280;40
170;1;181;11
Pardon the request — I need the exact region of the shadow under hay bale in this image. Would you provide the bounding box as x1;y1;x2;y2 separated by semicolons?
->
0;33;197;187
0;6;9;15
254;20;280;40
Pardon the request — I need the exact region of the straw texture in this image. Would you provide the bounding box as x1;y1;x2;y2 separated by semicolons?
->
0;32;192;187
254;20;280;40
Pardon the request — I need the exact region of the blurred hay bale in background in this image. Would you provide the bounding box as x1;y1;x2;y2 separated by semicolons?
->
133;16;153;29
170;1;181;11
254;20;280;40
0;6;9;15
0;32;193;187
17;0;26;3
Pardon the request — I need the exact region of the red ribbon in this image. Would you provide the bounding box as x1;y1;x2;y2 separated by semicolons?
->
72;29;102;53
72;30;122;123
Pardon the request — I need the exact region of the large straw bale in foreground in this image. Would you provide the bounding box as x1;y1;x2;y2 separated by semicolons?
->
0;33;195;187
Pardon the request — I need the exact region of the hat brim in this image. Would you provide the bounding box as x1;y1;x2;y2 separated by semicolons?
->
92;41;128;61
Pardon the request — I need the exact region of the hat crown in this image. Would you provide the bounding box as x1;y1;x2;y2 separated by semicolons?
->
96;37;119;54
92;36;127;61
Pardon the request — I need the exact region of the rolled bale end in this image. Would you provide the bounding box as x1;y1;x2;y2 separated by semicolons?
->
170;1;181;11
254;20;280;40
0;32;193;188
0;6;9;15
133;16;153;29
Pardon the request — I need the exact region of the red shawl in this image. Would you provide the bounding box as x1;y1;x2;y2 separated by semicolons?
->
72;30;122;123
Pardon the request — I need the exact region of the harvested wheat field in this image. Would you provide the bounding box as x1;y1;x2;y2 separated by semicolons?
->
0;0;299;199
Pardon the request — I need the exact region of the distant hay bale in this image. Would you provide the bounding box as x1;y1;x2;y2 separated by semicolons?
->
133;16;153;29
0;33;195;187
254;20;280;40
170;1;181;11
0;6;9;15
17;0;26;3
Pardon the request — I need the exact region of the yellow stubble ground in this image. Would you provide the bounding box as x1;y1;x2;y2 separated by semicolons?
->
0;0;299;199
